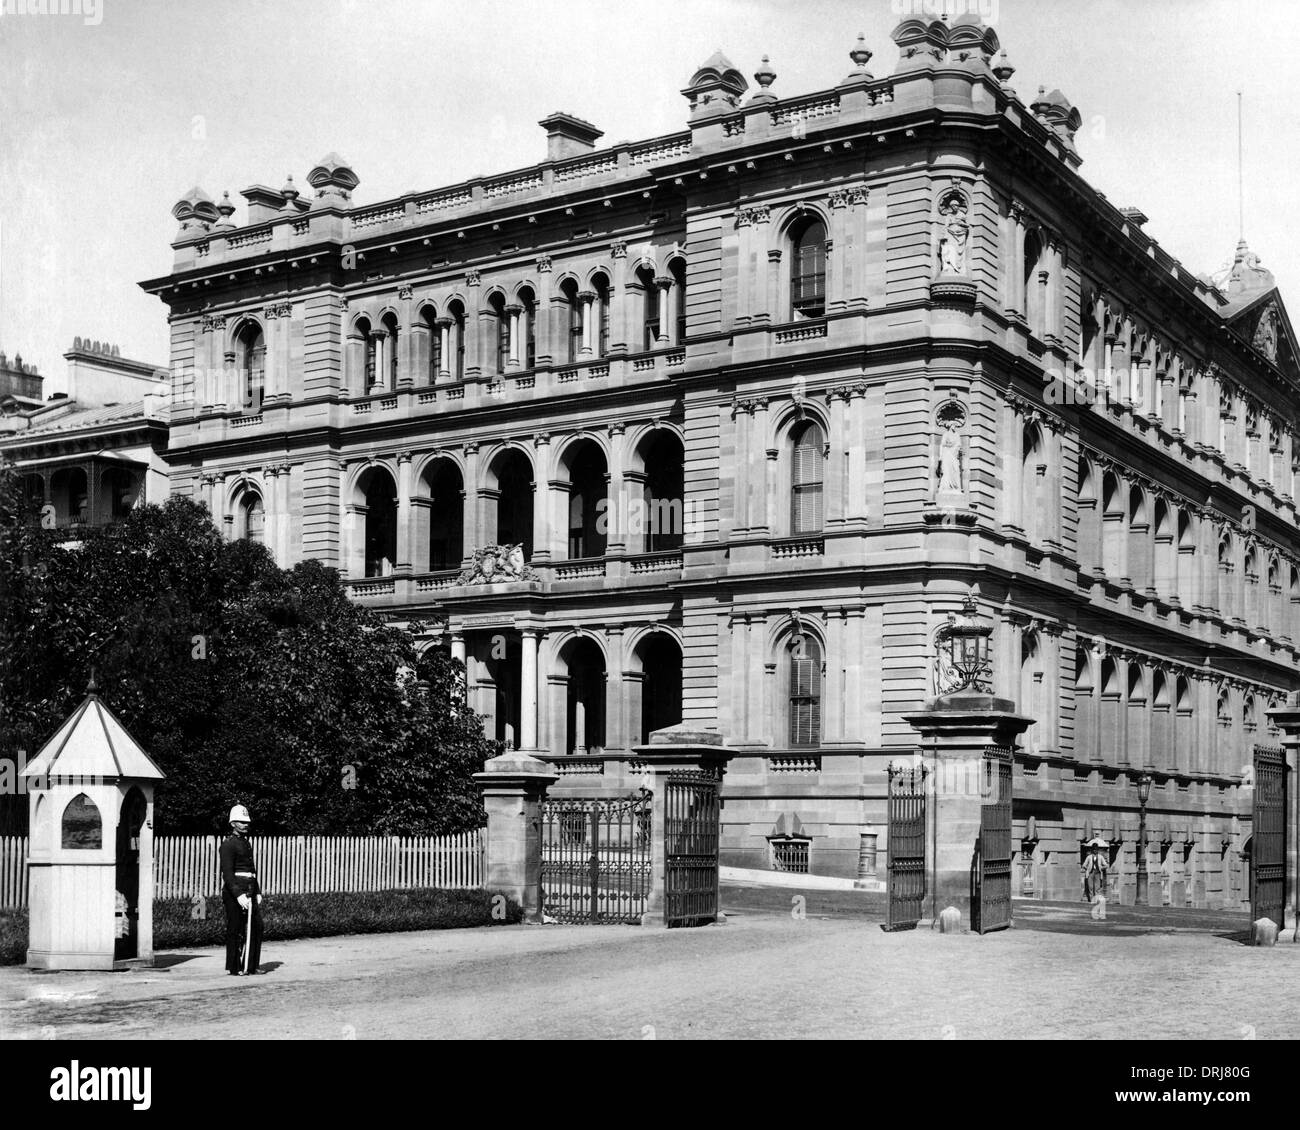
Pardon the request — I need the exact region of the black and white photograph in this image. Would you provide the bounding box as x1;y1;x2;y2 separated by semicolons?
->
0;0;1295;1101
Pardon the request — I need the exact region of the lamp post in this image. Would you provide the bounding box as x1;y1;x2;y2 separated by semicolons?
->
1135;773;1153;906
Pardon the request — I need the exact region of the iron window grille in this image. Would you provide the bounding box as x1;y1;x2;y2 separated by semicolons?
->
770;836;811;874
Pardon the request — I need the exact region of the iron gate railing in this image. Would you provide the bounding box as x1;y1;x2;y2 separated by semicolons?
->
540;793;652;924
885;762;927;931
665;769;721;928
972;745;1013;934
1251;743;1286;930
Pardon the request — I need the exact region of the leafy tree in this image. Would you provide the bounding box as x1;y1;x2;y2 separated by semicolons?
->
0;459;498;835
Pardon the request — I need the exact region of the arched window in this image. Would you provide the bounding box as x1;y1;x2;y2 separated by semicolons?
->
787;632;822;747
518;287;537;369
790;218;827;320
562;280;582;363
381;312;400;391
489;292;509;375
639;431;685;552
422;460;464;570
593;273;611;357
354;316;376;392
564;440;608;559
235;489;264;543
421;305;441;385
237;322;265;409
636;633;683;744
1022;424;1043;541
359;468;397;578
61;792;102;849
491;449;534;556
670;258;687;345
561;637;606;755
791;421;824;535
1080;299;1099;367
1023;229;1045;335
637;266;659;350
447;301;466;380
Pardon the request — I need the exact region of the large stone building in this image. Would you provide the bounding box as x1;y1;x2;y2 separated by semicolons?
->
140;16;1300;908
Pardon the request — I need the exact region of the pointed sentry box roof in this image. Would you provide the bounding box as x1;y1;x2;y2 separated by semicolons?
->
21;692;165;782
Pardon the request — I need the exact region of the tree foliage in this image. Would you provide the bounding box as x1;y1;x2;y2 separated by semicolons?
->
0;460;498;835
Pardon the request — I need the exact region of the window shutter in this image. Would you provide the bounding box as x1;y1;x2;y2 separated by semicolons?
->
791;426;825;535
788;642;822;747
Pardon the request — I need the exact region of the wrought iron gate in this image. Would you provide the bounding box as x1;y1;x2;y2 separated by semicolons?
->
664;769;721;928
540;792;652;924
1251;743;1286;930
972;745;1013;934
885;762;927;931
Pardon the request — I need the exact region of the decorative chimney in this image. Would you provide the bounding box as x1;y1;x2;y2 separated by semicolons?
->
538;113;604;162
171;187;219;240
307;153;360;209
240;185;287;226
681;50;748;120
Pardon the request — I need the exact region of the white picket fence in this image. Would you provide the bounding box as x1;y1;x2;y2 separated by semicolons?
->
0;831;485;909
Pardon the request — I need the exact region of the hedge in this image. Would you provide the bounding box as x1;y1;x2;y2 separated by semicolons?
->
0;887;522;965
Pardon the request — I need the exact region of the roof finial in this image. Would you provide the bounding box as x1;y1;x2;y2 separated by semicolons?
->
87;667;99;696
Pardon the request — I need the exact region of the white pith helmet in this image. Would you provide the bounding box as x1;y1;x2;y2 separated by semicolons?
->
229;804;252;824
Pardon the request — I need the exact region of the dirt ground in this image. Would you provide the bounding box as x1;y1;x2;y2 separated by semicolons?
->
0;896;1287;1040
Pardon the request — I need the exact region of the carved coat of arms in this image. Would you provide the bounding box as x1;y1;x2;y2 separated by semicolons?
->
456;544;535;585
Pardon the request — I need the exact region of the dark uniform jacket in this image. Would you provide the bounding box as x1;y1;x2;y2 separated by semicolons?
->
220;833;261;897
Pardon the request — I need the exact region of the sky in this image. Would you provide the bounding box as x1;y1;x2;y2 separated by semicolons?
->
1;0;1297;389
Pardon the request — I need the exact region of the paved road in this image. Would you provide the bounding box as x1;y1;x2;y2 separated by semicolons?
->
0;893;1282;1040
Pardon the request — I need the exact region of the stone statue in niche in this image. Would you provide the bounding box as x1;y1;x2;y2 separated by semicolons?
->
934;402;967;499
937;191;970;276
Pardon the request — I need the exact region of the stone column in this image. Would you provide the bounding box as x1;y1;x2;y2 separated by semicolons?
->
606;422;626;554
732;403;751;536
450;631;466;665
610;241;629;352
655;278;673;347
629;725;734;928
904;692;1033;928
221;350;237;411
411;317;431;388
579;291;596;356
396;451;413;573
526;255;552;367
520;629;540;751
435;318;452;381
473;751;558;924
506;304;523;368
369;331;387;395
464;273;483;378
531;433;552;565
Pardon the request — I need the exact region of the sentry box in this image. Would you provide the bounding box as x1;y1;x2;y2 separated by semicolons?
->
21;683;165;970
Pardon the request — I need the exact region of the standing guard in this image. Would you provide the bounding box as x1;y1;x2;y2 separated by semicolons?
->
220;804;263;975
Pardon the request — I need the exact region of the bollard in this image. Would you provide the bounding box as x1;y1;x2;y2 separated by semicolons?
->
1251;918;1279;947
937;906;962;933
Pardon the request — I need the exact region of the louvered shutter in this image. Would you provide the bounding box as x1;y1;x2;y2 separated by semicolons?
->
789;639;822;747
792;425;825;534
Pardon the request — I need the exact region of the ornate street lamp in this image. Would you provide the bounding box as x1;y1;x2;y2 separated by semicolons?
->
1135;772;1153;905
934;595;994;696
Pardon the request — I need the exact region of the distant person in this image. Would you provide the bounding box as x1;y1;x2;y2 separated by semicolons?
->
1082;837;1109;921
220;804;263;975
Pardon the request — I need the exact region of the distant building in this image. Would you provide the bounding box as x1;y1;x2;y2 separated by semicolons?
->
0;351;44;411
140;15;1299;909
0;338;169;528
